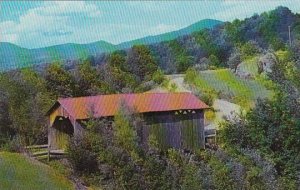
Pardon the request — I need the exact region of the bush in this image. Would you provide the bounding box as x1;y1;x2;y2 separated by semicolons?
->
184;68;198;84
181;163;202;190
66;135;99;174
1;136;23;152
114;106;138;153
170;83;178;92
152;69;165;84
194;89;218;107
205;109;216;123
200;91;215;107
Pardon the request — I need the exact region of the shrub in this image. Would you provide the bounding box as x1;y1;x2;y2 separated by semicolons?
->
181;163;202;190
184;68;198;84
170;83;178;92
205;109;216;123
199;91;215;107
66;135;98;174
1;136;23;152
152;69;165;84
114;106;138;153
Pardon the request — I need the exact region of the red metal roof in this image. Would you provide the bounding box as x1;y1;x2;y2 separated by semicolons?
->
54;92;208;120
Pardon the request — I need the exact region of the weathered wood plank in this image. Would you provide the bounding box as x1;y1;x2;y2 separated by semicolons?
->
25;144;49;149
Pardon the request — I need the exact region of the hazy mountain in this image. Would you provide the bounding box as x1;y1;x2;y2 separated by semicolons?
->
0;19;222;72
117;19;223;49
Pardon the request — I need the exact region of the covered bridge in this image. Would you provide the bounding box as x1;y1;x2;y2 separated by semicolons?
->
46;92;209;151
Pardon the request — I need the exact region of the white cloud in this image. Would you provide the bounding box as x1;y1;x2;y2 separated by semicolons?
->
0;34;18;44
0;1;102;47
40;1;101;18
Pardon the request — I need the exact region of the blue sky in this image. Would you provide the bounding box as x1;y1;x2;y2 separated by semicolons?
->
1;1;300;49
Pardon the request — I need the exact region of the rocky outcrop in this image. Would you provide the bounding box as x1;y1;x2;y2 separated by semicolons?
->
258;52;278;74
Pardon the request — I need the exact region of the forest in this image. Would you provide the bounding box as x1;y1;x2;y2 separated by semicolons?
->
0;6;300;189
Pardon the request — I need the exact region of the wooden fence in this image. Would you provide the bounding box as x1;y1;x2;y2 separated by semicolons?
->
25;144;65;161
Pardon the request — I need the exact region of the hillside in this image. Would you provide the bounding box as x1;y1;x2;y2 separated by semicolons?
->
1;7;299;73
0;41;117;72
0;152;73;189
118;19;222;49
0;19;222;72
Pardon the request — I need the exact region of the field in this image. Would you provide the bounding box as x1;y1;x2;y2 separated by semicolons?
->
186;69;272;108
0;152;73;190
238;57;259;76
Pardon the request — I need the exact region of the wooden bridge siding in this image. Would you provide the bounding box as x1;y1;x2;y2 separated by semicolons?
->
142;110;205;151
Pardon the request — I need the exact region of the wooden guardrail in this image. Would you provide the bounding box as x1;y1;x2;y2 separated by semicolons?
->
25;144;65;161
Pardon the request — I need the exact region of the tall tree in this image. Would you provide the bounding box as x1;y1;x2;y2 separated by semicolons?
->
227;48;242;72
44;62;75;98
73;59;108;96
126;45;158;82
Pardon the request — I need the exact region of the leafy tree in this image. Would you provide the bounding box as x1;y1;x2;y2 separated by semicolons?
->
107;52;137;92
126;45;158;82
44;62;75;98
176;54;194;73
224;19;244;45
114;103;138;154
152;69;165;84
73;59;108;96
227;48;242;72
168;40;194;73
0;69;51;145
239;40;262;59
208;54;221;68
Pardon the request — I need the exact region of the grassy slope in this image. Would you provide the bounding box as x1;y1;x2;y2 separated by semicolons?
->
238;57;259;76
0;152;73;190
191;69;271;108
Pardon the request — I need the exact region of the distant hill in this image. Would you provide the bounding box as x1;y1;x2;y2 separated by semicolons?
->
117;19;223;49
0;19;222;72
0;41;117;71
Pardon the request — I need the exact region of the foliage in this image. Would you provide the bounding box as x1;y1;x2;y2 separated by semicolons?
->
126;45;158;82
0;69;52;145
1;136;23;152
204;109;216;123
73;58;108;96
152;69;165;84
66;135;99;174
219;91;300;184
168;40;194;73
106;52;137;92
44;62;76;98
114;104;138;154
208;54;222;68
227;48;242;72
239;40;262;59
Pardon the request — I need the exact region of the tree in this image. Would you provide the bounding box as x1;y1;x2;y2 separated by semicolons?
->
114;103;138;154
73;59;107;96
107;53;137;92
208;54;221;68
152;69;165;84
0;69;52;145
126;45;158;82
44;62;75;98
176;55;194;73
240;40;262;59
227;48;242;72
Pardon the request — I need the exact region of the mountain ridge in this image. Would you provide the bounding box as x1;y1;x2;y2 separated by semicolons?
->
0;19;222;71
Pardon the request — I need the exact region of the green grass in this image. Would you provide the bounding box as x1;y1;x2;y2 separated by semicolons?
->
0;152;73;190
238;57;259;76
186;69;272;108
